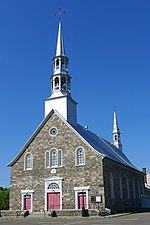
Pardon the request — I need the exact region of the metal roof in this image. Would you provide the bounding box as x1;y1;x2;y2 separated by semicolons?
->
72;123;136;169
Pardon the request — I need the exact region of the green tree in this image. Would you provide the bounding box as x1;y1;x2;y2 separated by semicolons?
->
0;187;9;210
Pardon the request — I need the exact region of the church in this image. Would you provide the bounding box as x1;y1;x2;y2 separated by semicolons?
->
7;21;144;214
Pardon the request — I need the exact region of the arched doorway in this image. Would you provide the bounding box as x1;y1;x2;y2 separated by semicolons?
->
45;177;63;211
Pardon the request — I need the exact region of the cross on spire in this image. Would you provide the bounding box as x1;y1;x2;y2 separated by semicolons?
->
113;104;117;112
55;8;66;21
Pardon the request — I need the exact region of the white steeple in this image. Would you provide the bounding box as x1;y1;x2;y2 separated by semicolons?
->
50;21;71;98
56;22;65;56
44;21;77;126
112;110;122;151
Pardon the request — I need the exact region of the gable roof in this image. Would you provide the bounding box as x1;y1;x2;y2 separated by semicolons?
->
7;110;136;170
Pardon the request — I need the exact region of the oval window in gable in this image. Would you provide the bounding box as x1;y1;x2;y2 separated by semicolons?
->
49;127;58;137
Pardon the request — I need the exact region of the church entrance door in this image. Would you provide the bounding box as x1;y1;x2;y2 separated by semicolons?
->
74;187;89;209
24;194;31;210
45;177;63;211
78;192;87;209
47;192;60;210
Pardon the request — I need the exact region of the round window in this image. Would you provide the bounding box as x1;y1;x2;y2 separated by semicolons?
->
49;127;58;136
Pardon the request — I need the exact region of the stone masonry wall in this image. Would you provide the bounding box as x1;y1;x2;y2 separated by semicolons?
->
103;158;144;213
10;113;105;211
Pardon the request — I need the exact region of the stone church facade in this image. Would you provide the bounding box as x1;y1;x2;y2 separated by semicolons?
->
7;21;144;213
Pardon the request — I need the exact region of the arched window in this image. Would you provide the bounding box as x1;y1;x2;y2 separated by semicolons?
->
138;180;141;199
45;151;50;168
56;59;59;69
51;80;53;90
25;153;32;170
55;77;59;90
61;77;67;91
48;182;59;190
127;178;130;199
45;149;63;168
119;174;123;199
50;149;57;167
76;147;85;165
58;150;62;167
133;180;136;199
61;58;66;71
68;77;71;93
110;172;115;198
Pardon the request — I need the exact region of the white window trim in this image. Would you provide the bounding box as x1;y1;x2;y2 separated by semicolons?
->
45;148;63;168
21;190;34;212
75;146;85;166
74;186;90;209
58;149;63;167
24;153;33;170
49;127;58;137
45;151;50;168
50;148;57;168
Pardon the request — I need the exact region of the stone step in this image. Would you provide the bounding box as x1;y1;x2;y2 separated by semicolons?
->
30;209;99;218
29;212;46;218
89;209;99;216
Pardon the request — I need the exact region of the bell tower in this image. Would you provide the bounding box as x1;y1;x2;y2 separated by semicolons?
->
45;21;77;126
51;22;71;98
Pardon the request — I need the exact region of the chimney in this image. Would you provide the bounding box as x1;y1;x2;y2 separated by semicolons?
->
142;168;147;184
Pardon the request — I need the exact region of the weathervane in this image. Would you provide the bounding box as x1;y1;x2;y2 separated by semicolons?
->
113;104;117;111
55;8;66;21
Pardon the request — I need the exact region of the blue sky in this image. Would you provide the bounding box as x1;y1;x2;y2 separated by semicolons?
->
0;0;150;187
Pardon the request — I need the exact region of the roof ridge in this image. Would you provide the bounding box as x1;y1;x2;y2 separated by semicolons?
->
98;136;136;169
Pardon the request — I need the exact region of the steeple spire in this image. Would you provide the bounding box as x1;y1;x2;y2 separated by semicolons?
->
50;21;70;98
56;22;65;56
44;21;77;126
112;110;122;151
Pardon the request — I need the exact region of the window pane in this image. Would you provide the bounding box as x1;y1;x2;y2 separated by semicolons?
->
77;148;84;165
48;183;59;189
110;173;115;198
58;150;62;166
25;154;32;169
50;149;57;167
46;151;50;168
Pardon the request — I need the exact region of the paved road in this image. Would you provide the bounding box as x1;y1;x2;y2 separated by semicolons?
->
0;212;150;225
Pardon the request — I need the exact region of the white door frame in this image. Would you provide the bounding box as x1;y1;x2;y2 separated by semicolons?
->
74;186;90;209
21;190;34;212
44;177;63;211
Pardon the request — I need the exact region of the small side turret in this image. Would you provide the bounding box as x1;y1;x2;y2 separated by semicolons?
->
112;110;122;151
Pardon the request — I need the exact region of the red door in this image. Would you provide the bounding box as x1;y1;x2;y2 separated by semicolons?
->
24;195;31;210
47;192;60;210
78;192;86;209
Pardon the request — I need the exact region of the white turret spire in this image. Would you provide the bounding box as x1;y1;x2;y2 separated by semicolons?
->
56;22;65;56
112;110;122;151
